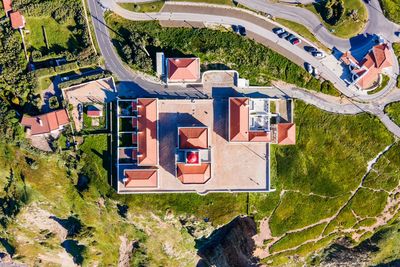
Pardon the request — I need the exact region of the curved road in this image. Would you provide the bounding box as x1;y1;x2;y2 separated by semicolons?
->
87;0;400;137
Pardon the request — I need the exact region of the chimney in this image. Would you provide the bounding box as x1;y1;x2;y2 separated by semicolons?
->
37;117;43;126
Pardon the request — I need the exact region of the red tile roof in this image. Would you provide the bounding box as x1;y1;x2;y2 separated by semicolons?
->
21;109;69;135
10;11;24;29
86;106;102;117
229;98;249;142
177;163;211;184
137;98;158;166
340;51;359;66
179;127;208;149
249;131;271;142
342;44;393;90
277;123;296;145
2;0;11;15
124;169;158;188
167;58;200;82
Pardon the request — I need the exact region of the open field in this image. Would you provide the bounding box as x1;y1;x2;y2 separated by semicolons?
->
379;0;400;24
305;0;368;38
25;17;78;53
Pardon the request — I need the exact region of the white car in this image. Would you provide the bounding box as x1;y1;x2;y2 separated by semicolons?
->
61;76;69;82
305;63;313;74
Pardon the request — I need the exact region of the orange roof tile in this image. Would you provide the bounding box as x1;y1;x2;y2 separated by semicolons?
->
177;163;211;184
340;51;359;66
229;98;249;142
137;98;158;166
167;58;200;82
356;67;380;89
21;109;69;135
277;123;296;145
10;11;24;29
179;127;208;149
249;131;271;142
2;0;11;15
124;169;157;188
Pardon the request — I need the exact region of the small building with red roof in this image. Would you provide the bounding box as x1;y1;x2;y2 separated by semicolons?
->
123;169;158;188
21;109;69;136
86;105;103;118
229;97;295;145
2;0;12;16
176;127;211;184
9;10;25;30
340;43;393;90
166;57;200;83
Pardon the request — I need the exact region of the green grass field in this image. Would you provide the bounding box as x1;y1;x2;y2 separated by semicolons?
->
384;102;400;126
379;0;400;24
25;17;78;53
305;0;368;38
118;1;165;12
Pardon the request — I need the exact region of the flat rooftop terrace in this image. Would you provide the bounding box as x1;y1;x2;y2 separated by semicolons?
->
118;98;270;194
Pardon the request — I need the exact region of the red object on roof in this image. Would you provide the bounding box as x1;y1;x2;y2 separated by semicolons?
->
186;151;199;164
167;58;200;82
2;0;11;16
229;98;249;142
179;127;208;149
177;163;211;184
21;109;69;136
124;169;158;188
10;11;25;29
137;98;158;166
277;123;296;145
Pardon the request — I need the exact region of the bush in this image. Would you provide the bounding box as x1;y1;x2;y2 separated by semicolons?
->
49;96;59;109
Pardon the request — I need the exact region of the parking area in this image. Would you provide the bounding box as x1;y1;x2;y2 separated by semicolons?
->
62;77;116;132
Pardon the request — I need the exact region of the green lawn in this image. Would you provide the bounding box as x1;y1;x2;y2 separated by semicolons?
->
384;101;400;126
363;142;400;191
25;16;78;53
118;1;165;12
275;18;330;52
305;0;368;38
368;75;390;95
349;188;388;218
106;15;339;95
379;0;400;24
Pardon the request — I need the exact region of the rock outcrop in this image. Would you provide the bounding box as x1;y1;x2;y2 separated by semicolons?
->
196;216;259;267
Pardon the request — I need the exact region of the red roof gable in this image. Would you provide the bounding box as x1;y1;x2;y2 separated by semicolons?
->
277;123;296;145
137;98;158;166
229;98;249;142
179;127;208;149
167;58;200;82
2;0;11;15
124;169;158;188
21;109;69;135
10;11;24;29
177;163;211;184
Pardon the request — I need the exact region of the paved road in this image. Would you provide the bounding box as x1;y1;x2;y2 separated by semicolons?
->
87;0;400;137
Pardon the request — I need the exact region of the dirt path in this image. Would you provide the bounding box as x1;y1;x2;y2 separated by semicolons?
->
254;142;400;259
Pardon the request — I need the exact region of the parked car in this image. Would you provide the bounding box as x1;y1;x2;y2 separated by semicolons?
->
304;46;317;53
232;25;239;33
312;51;325;58
305;63;313;74
273;27;285;35
279;31;289;38
285;33;295;41
238;25;246;36
60;76;69;82
77;103;83;114
290;38;301;45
